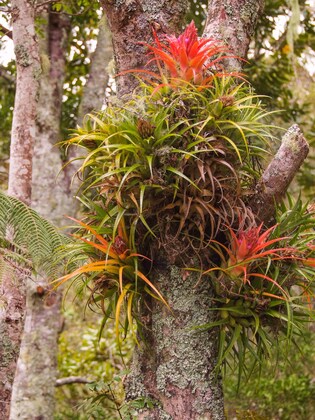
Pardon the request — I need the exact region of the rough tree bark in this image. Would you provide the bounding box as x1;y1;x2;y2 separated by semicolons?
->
203;0;264;70
100;1;309;419
249;124;309;224
125;267;224;419
0;1;40;416
101;0;189;96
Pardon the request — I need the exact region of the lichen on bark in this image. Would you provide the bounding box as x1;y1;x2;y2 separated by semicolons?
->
125;265;224;420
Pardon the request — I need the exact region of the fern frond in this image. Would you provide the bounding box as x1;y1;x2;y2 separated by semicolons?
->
0;192;70;278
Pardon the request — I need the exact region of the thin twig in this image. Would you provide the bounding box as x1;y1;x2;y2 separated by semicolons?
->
55;376;94;387
0;66;15;83
0;23;12;39
35;0;57;8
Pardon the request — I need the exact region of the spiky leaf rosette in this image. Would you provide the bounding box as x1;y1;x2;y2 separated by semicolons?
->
200;196;315;383
53;215;168;343
120;20;240;89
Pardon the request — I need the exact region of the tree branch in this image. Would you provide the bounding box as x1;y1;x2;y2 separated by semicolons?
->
35;0;57;9
248;124;309;224
55;376;94;387
0;23;12;39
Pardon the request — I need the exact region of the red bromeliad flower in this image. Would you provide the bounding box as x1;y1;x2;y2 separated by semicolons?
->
148;21;229;85
203;223;299;300
226;223;290;282
120;21;238;88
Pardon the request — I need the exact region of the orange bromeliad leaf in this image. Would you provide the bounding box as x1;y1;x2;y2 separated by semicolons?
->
51;260;119;288
246;273;289;299
136;270;169;309
303;258;315;267
67;216;118;258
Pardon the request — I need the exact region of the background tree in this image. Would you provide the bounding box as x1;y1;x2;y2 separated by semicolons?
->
0;1;112;417
0;0;40;414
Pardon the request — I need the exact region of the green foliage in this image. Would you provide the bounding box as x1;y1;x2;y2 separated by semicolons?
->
55;303;133;419
224;331;315;419
67;76;274;262
58;22;315;375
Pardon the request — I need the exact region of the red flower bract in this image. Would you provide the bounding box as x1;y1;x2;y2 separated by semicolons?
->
146;21;230;85
227;223;290;280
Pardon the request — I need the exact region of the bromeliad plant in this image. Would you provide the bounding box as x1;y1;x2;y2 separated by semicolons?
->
68;76;274;261
200;196;315;382
53;214;167;342
58;21;315;379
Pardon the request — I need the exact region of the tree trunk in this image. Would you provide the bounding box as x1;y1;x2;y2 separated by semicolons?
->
78;14;112;120
9;8;116;418
31;11;73;226
9;284;62;420
0;1;40;416
125;265;224;419
100;2;227;419
204;0;264;69
9;10;71;420
100;0;189;96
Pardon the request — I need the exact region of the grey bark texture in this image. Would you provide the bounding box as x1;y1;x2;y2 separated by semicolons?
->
204;0;265;67
0;1;40;416
9;10;71;420
249;124;309;224
78;15;112;120
7;0;41;205
31;11;74;226
9;282;62;420
125;266;224;419
100;0;189;96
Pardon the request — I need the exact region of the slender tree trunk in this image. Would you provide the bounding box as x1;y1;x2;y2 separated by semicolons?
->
9;10;71;420
78;14;112;120
9;285;62;420
0;1;40;416
31;11;73;225
9;9;115;419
